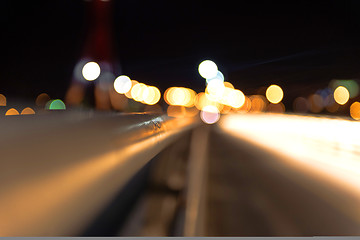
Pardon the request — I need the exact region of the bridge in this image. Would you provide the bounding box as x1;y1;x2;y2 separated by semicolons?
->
1;111;360;236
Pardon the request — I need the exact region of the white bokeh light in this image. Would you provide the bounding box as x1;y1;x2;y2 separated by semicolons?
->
82;62;101;81
200;105;220;124
114;75;132;94
198;60;218;79
206;71;224;83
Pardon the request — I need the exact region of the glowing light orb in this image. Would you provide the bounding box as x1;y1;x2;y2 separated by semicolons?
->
266;85;283;104
200;105;220;124
114;75;132;94
206;71;224;83
205;79;225;101
5;108;19;116
21;107;35;115
48;99;66;110
143;86;161;105
131;83;147;102
82;62;101;81
228;89;245;108
350;102;360;120
198;60;218;79
0;94;6;106
334;86;350;105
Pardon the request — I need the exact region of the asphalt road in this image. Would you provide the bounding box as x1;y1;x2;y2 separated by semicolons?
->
205;126;360;236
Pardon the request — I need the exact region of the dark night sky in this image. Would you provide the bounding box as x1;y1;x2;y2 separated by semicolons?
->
2;0;360;105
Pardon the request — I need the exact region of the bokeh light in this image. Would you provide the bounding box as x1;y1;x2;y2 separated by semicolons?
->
21;107;35;115
114;75;132;94
223;82;234;89
165;87;196;107
206;71;224;83
350;102;360;120
143;86;161;105
334;86;350;105
5;108;19;116
200;105;220;124
308;94;324;113
293;97;309;113
223;89;245;108
205;79;225;101
194;92;220;111
198;60;218;79
267;103;285;113
48;99;66;110
330;79;359;98
266;85;283;104
131;83;147;102
36;93;51;107
125;80;139;99
0;94;6;106
249;95;267;112
236;96;251;112
82;62;101;81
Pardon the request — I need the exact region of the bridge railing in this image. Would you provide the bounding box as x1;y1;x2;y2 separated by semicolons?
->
0;111;199;236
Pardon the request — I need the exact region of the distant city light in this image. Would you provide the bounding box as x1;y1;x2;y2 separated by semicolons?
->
205;79;225;101
48;99;66;110
227;89;245;108
334;86;350;105
350;102;360;120
114;75;132;94
266;85;283;104
131;83;147;102
200;105;220;124
206;71;224;83
330;79;359;99
0;94;6;106
293;97;309;113
21;107;35;115
35;93;51;107
308;94;324;113
5;108;19;116
223;82;234;89
198;60;218;79
249;95;267;112
165;87;196;107
125;80;139;99
82;62;101;81
143;86;161;105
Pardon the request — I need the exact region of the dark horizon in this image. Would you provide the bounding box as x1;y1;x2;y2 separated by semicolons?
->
2;0;360;108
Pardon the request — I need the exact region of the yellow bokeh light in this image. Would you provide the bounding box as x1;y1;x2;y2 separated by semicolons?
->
194;92;221;111
143;86;161;105
266;85;283;104
228;89;245;108
236;96;251;112
131;83;147;102
266;103;285;113
165;87;195;107
5;108;19;116
334;86;350;105
21;107;35;115
350;102;360;120
223;82;234;89
249;95;267;112
125;80;139;99
205;79;225;101
0;94;6;106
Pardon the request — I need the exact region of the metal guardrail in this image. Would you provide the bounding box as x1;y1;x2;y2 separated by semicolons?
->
0;111;199;236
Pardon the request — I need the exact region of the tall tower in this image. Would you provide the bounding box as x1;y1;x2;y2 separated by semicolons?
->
65;0;125;110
